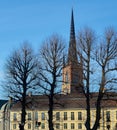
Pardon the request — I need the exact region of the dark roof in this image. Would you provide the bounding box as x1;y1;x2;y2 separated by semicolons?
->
0;100;8;109
11;92;117;111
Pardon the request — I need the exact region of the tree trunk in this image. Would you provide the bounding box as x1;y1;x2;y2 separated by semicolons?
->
85;48;91;130
48;96;54;130
20;85;26;130
92;68;105;130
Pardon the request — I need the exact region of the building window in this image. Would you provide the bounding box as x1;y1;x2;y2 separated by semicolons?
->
106;111;110;121
73;73;79;84
56;112;60;120
28;112;31;120
71;123;75;129
41;123;45;129
35;111;38;120
13;113;17;121
71;112;74;120
41;112;45;120
56;123;60;129
65;72;69;83
64;123;67;129
78;123;82;129
13;124;16;129
28;123;31;129
64;112;67;120
78;112;82;120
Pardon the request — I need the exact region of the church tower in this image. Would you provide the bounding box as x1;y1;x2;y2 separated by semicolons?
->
62;9;83;94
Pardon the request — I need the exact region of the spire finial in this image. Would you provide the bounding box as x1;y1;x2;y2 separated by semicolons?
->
70;8;75;40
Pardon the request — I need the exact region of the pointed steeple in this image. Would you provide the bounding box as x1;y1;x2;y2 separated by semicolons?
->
68;9;77;64
62;9;83;95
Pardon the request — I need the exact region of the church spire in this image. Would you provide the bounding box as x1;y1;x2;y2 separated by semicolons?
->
62;9;83;95
67;9;77;64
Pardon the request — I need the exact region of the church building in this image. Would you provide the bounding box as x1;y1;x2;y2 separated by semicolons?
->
7;10;117;130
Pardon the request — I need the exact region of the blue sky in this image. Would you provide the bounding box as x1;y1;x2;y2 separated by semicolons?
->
0;0;117;98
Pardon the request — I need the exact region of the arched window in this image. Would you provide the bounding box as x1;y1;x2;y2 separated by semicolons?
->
65;72;69;83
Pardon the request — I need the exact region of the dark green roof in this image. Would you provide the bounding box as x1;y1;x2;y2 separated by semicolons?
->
0;100;8;109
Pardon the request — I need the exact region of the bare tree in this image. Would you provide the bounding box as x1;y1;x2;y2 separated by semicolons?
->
38;34;65;130
4;43;39;130
77;27;117;130
77;27;95;130
93;27;117;130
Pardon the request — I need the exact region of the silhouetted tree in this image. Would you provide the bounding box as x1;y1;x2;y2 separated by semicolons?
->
77;27;95;130
77;27;117;130
4;43;39;130
93;27;117;130
38;34;65;130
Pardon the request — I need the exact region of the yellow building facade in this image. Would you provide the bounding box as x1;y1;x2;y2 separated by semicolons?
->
10;108;117;130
